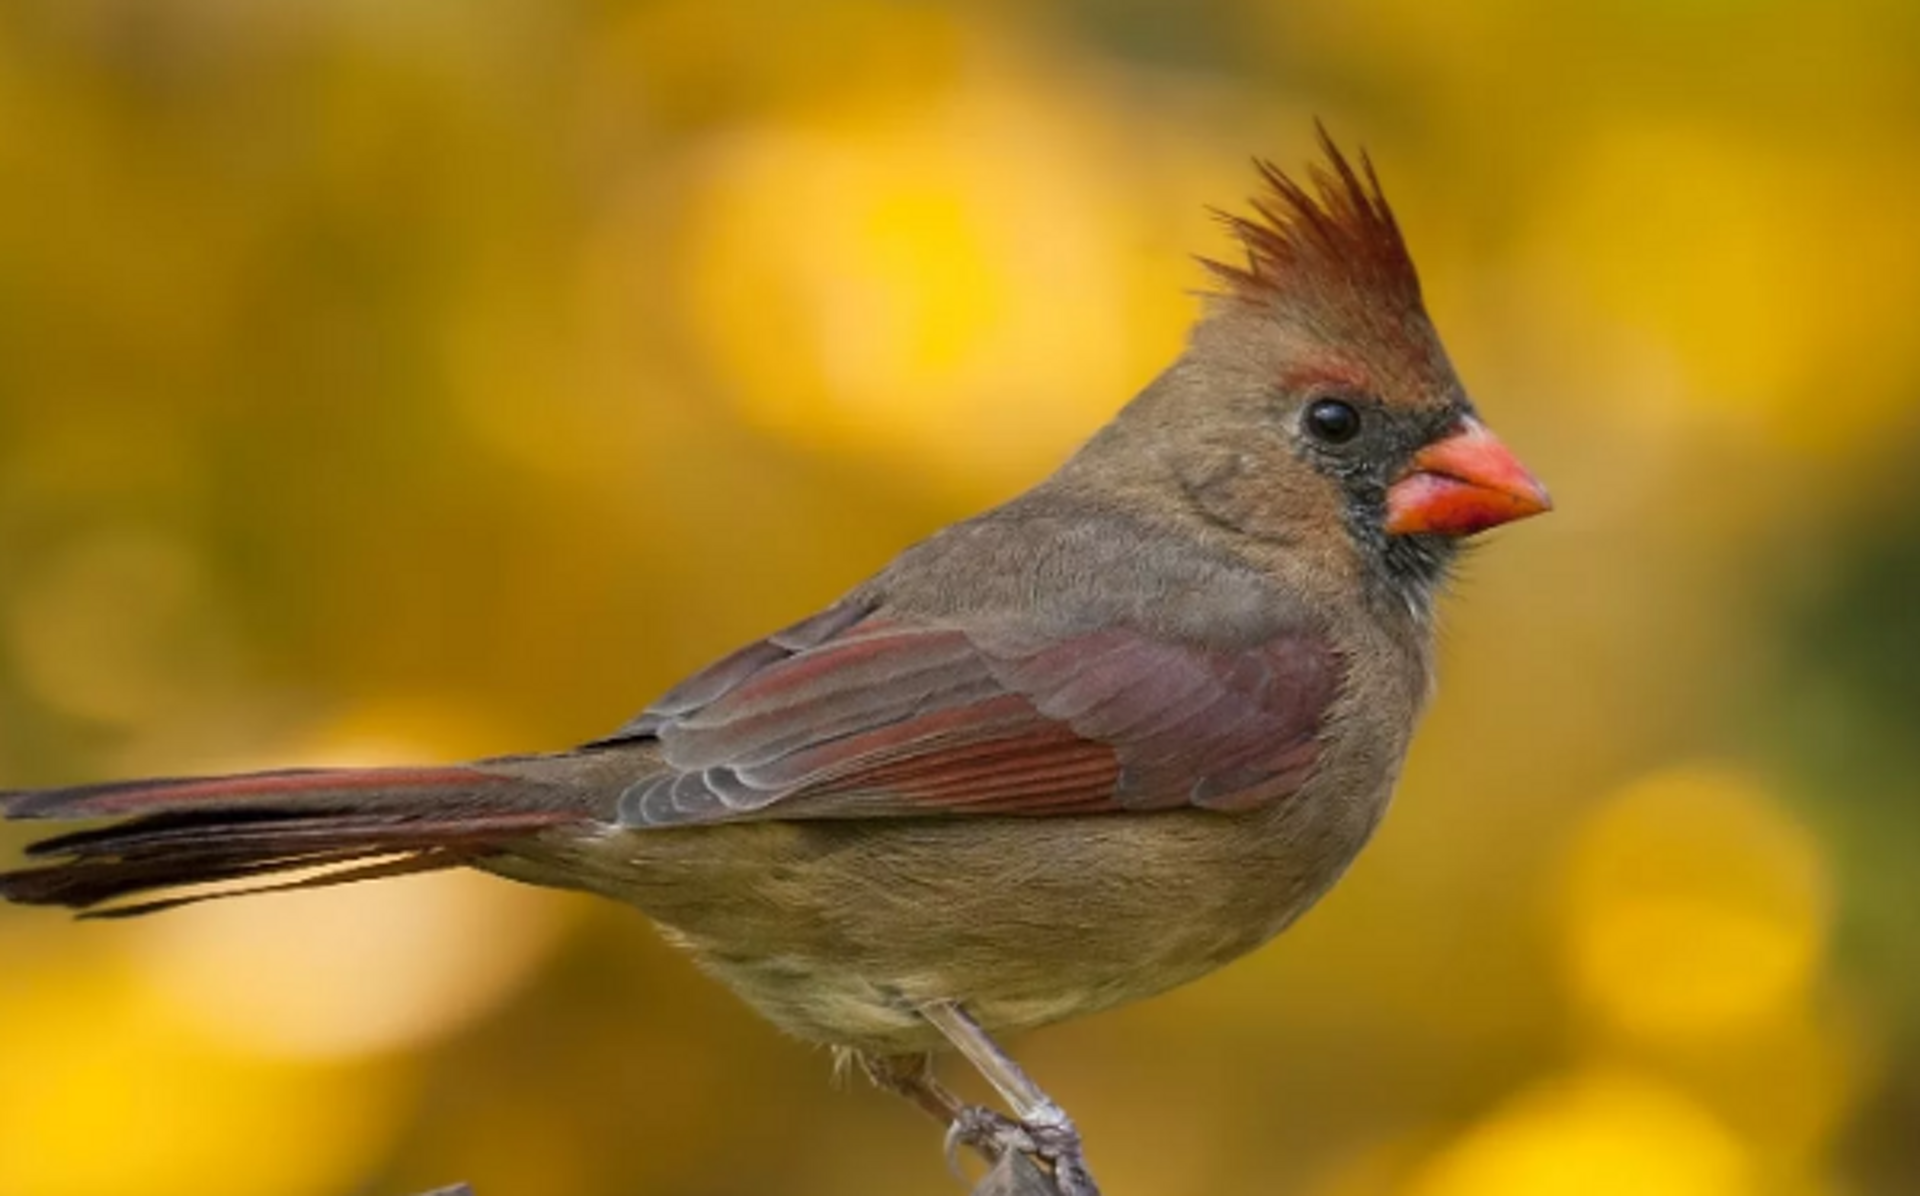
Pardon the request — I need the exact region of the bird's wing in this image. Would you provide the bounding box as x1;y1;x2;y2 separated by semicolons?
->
606;601;1343;827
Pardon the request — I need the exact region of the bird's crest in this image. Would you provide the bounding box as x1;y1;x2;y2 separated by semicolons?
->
1202;125;1425;326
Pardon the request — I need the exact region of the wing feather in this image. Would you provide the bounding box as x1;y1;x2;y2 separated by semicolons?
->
610;604;1342;827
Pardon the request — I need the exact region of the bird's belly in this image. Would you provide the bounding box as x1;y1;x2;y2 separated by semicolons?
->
492;792;1386;1054
673;944;1119;1054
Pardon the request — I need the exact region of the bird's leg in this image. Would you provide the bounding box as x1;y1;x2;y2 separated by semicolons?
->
863;1052;969;1129
919;1002;1101;1196
860;1052;1035;1175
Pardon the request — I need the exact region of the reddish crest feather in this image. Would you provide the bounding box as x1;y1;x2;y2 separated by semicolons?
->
1202;124;1424;325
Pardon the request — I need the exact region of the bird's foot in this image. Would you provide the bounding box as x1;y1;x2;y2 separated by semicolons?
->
947;1100;1100;1196
1020;1100;1099;1196
946;1103;1033;1161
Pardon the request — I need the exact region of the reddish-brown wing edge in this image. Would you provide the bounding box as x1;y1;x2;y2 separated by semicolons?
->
610;604;1340;827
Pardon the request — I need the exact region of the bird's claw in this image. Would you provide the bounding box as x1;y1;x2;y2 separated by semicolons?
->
946;1102;1100;1196
1023;1102;1099;1196
945;1105;1034;1174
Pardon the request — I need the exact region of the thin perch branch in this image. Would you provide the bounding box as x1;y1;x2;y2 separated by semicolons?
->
971;1151;1062;1196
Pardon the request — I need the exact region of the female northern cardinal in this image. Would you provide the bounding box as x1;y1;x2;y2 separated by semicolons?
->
0;129;1547;1194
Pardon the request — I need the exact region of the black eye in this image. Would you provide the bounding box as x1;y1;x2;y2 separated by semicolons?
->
1304;398;1361;444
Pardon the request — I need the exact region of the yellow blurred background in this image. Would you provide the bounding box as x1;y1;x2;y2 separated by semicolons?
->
2;1;1917;1194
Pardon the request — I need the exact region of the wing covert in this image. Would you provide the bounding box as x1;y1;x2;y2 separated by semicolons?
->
612;602;1341;827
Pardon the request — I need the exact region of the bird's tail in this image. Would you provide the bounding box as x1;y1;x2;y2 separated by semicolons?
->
0;760;585;917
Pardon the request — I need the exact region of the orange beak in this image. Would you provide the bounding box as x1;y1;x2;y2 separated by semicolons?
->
1384;418;1552;537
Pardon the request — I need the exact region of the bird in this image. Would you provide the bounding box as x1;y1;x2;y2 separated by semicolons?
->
0;128;1548;1195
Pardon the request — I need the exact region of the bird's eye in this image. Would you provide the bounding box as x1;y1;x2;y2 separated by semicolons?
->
1303;398;1362;445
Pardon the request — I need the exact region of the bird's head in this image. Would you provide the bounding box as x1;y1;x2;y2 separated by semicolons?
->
1115;128;1550;615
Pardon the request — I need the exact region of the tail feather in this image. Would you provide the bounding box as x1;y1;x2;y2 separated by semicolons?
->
0;765;521;820
72;852;475;919
0;762;584;915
